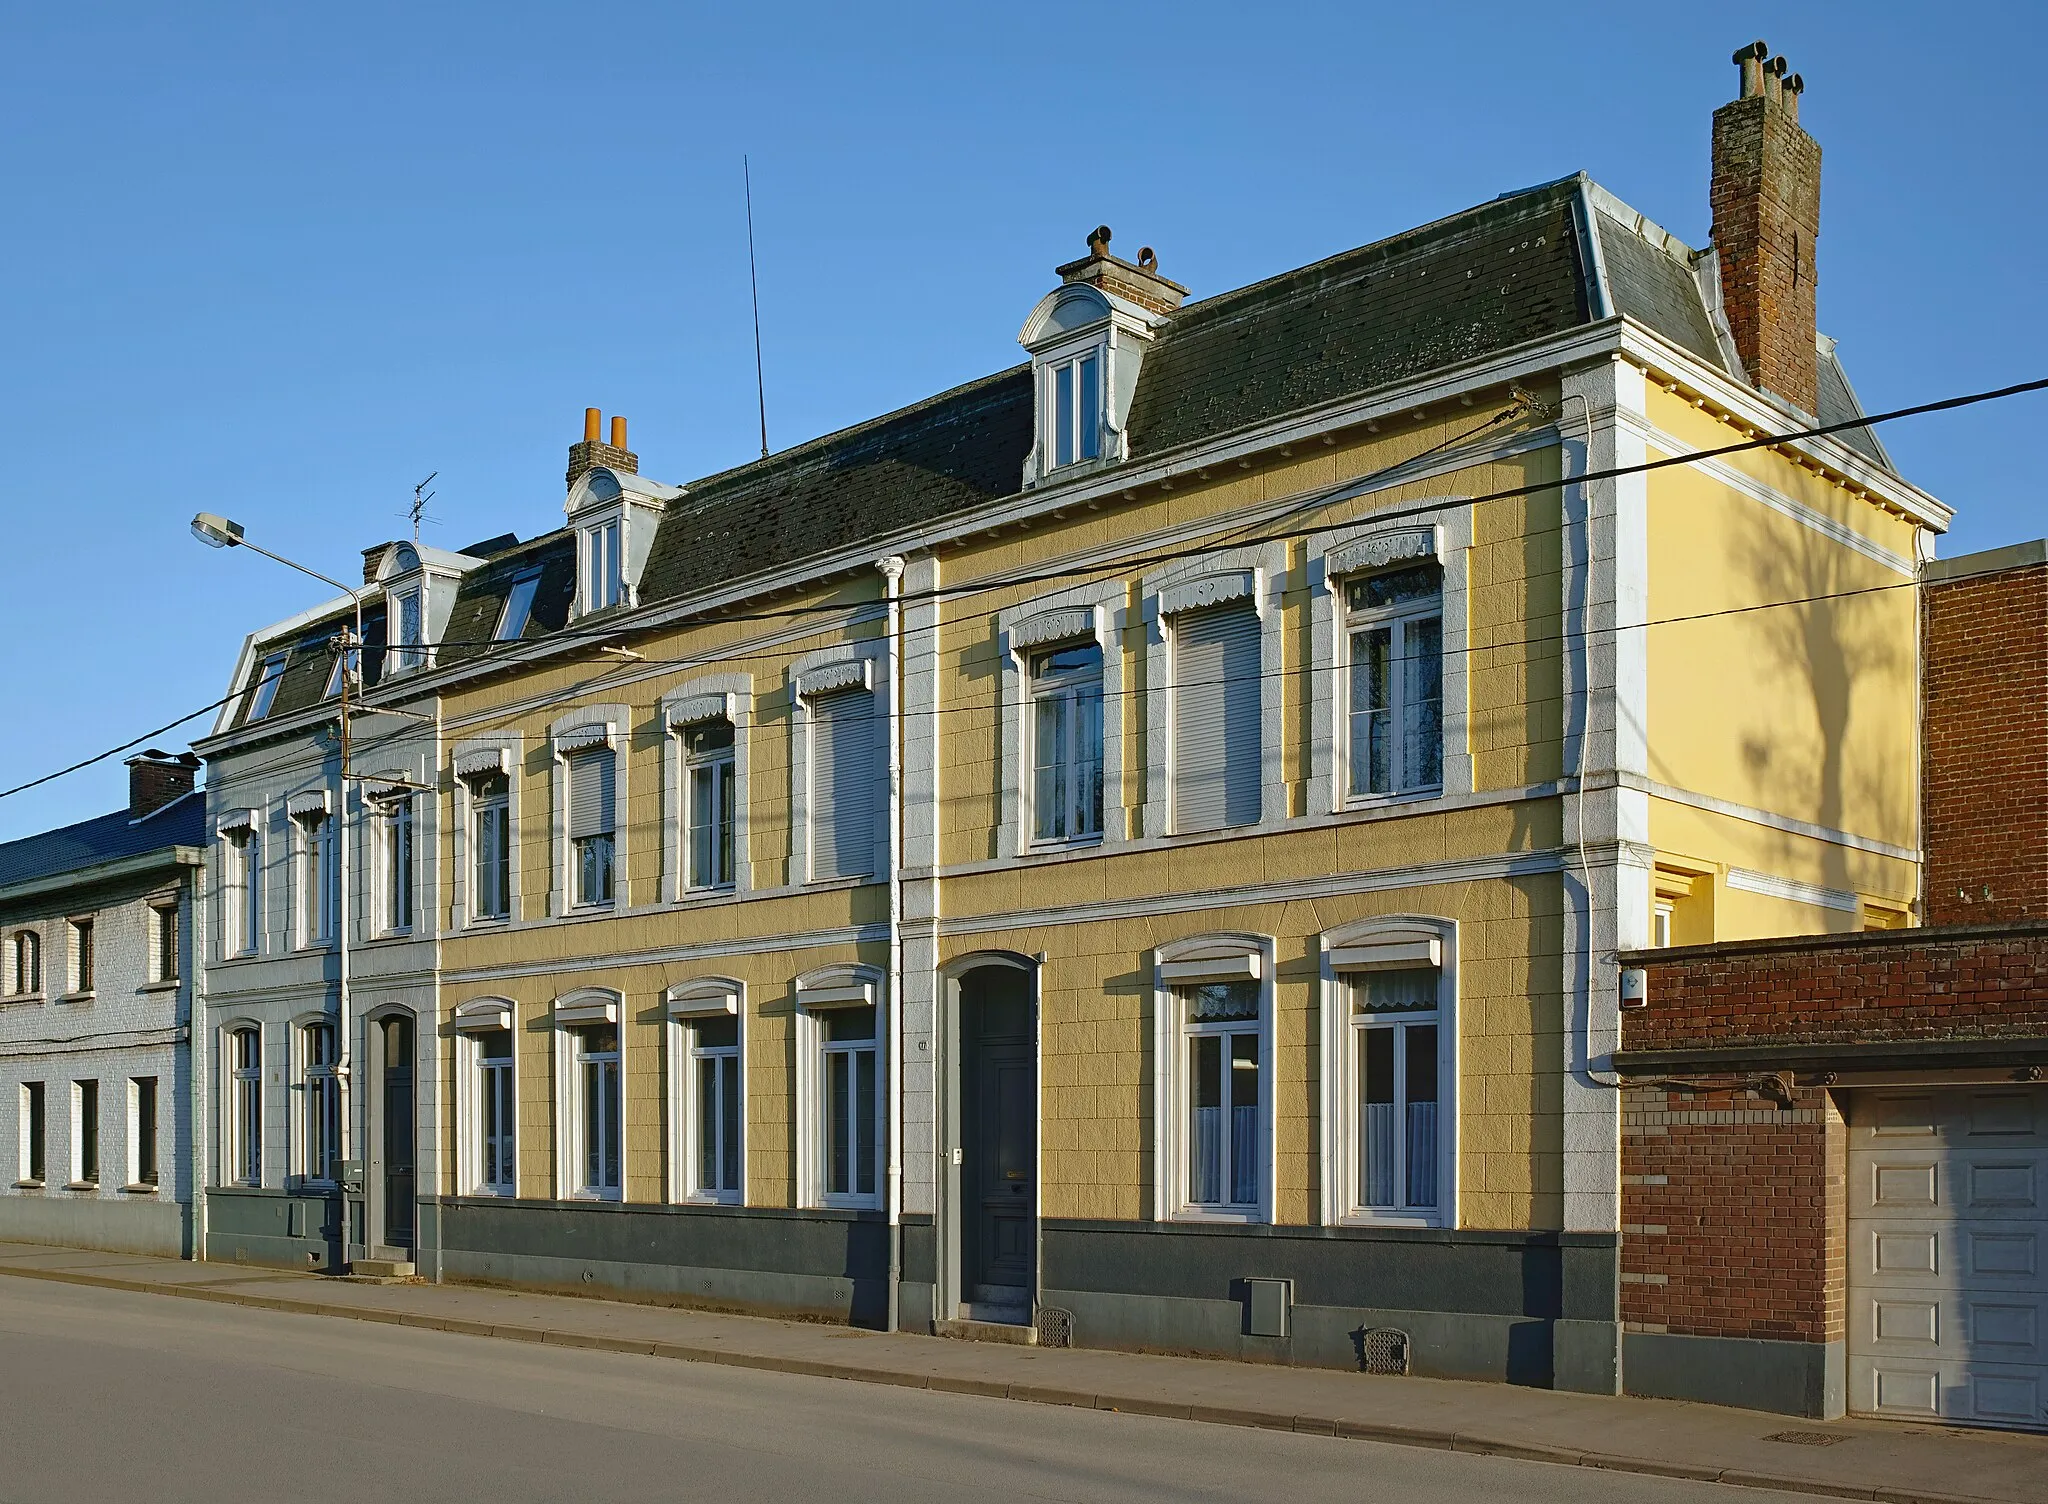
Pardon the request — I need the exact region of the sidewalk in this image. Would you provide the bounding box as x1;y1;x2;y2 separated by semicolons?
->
1;1241;2041;1504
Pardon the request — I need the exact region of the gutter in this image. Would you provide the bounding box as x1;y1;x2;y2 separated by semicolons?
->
0;846;203;907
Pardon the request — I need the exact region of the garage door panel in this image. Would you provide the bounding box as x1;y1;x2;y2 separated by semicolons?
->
1849;1086;2047;1433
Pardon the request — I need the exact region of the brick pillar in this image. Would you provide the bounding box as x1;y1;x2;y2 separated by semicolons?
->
1710;50;1821;416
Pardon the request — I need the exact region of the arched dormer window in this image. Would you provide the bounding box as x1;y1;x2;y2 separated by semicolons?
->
564;466;683;620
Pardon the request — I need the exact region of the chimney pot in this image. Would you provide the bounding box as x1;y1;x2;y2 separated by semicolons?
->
584;407;602;443
1138;247;1158;273
610;415;627;449
1087;224;1111;257
1733;39;1768;98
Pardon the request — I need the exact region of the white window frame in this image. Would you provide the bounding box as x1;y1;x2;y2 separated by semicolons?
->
246;650;289;721
218;812;260;958
1309;510;1474;815
1043;346;1104;471
1150;935;1275;1224
666;979;746;1205
582;514;624;614
6;927;41;999
1341;564;1445;801
1318;917;1459;1228
794;965;886;1211
389;585;426;674
293;1015;341;1187
552;990;623;1202
368;791;415;937
1141;544;1288;841
452;739;521;926
547;709;628;916
995;586;1129;859
289;797;337;950
453;998;517;1197
788;649;887;886
661;677;753;902
225;1023;263;1188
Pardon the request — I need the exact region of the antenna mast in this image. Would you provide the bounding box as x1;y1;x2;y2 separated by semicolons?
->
409;472;438;543
744;155;769;460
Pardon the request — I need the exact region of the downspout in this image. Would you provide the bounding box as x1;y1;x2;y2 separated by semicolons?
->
878;555;907;1332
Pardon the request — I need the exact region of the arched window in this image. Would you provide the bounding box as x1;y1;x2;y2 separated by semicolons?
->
227;1026;263;1186
7;929;41;997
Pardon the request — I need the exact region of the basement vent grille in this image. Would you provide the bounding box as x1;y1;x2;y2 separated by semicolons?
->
1361;1327;1410;1376
1035;1306;1074;1349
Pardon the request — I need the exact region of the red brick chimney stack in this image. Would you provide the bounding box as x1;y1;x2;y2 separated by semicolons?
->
126;749;200;819
1709;40;1822;417
566;407;639;491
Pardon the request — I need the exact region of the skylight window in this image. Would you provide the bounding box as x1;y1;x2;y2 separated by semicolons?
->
496;571;542;642
248;650;289;720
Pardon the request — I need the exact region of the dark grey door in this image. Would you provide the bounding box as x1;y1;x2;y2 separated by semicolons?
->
962;968;1035;1305
381;1016;415;1250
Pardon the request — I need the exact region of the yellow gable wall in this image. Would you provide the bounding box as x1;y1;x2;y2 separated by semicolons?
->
1643;387;1922;891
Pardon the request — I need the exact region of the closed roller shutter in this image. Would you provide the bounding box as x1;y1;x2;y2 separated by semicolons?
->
567;749;615;839
1849;1086;2047;1431
1172;602;1261;833
810;688;876;880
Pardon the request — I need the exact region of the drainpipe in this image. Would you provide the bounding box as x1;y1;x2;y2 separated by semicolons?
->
878;555;906;1332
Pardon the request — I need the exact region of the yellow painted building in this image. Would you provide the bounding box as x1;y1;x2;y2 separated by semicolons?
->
203;81;1948;1397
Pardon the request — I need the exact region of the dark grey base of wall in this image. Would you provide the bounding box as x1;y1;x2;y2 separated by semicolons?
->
1041;1220;1619;1392
1623;1331;1845;1418
204;1187;341;1272
437;1198;935;1328
0;1195;191;1259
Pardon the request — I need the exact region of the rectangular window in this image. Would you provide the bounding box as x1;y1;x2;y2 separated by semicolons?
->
495;571;542;642
247;650;289;721
230;1028;262;1185
150;902;180;983
567;750;616;907
1352;969;1441;1216
22;1082;46;1185
470;773;512;920
1030;642;1104;843
820;1006;879;1205
10;928;41;995
683;719;737;890
223;830;259;957
297;813;336;946
392;589;424;672
586;521;622;611
67;918;94;995
1180;981;1262;1211
73;1080;98;1185
808;687;875;881
132;1077;159;1187
574;1025;621;1198
1048;352;1101;469
323;636;358;699
380;797;414;934
302;1022;339;1183
475;1030;515;1195
1171;602;1262;833
1346;564;1444;799
688;1015;742;1201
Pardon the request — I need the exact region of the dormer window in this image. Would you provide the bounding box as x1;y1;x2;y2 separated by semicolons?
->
391;587;424;673
1048;350;1102;469
584;519;623;612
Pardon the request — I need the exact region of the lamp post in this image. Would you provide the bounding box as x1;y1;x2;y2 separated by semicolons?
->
193;513;365;1266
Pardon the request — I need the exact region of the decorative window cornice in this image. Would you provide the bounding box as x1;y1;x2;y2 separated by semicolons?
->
794;658;871;698
452;996;513;1032
664;692;734;730
455;746;510;780
285;791;332;821
666;977;743;1017
1158;568;1258;618
1326;526;1439;579
553;987;620;1027
1011;604;1098;651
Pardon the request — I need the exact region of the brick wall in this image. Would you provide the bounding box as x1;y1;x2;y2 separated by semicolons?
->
1622;1082;1844;1344
1709;91;1822;416
1623;924;2048;1053
1923;559;2048;924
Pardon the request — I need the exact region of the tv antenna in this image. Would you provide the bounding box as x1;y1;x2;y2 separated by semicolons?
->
407;472;439;542
744;155;769;460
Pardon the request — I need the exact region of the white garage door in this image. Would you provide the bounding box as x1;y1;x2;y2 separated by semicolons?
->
1848;1086;2047;1431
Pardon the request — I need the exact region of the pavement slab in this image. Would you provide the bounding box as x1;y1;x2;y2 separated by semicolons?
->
0;1239;2041;1503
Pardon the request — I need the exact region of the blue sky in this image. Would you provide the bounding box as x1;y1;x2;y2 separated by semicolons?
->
2;3;2041;838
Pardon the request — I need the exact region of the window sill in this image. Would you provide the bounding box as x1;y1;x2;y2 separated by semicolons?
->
0;994;43;1007
465;915;511;929
1026;834;1104;856
1170;1207;1269;1226
569;1190;623;1203
13;1180;44;1191
139;980;181;994
56;991;93;1005
679;885;739;901
1339;1211;1444;1229
466;1186;517;1198
816;1196;883;1213
64;1181;99;1192
120;1183;160;1196
680;1192;742;1208
1341;786;1444;813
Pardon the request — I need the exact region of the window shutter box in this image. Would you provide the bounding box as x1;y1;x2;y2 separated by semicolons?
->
554;993;617;1027
554;721;612;754
1330;937;1443;973
567;749;615;839
453;1001;513;1032
286;790;332;820
1160;951;1261;984
455;746;510;781
667;979;743;1017
216;808;257;836
1172;602;1261;833
809;687;875;880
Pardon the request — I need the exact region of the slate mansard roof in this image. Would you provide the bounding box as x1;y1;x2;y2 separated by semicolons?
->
0;792;206;896
231;174;1895;716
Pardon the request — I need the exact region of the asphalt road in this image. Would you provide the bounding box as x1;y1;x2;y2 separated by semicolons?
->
0;1277;1804;1504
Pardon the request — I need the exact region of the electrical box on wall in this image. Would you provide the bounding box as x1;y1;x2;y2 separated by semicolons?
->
1244;1277;1292;1338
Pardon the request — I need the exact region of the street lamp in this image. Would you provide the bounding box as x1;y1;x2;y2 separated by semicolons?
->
192;512;365;1269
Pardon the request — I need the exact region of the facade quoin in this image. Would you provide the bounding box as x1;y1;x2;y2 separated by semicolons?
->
178;40;1994;1420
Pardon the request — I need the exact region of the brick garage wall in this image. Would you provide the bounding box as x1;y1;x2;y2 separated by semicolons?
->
1923;559;2048;925
1623;924;2048;1054
1622;1083;1844;1344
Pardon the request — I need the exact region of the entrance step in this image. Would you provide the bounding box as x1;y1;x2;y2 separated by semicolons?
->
935;1316;1038;1346
348;1258;416;1282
